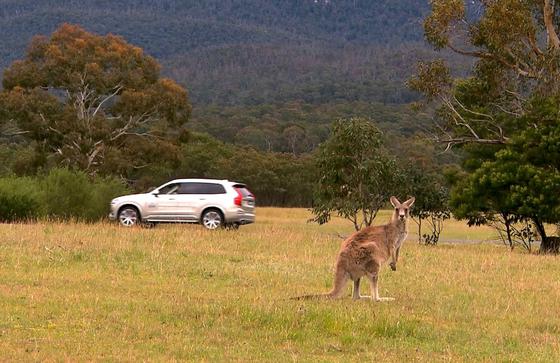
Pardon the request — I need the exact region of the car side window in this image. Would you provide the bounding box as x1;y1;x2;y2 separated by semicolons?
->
178;183;226;194
159;183;180;195
178;183;199;194
202;183;227;194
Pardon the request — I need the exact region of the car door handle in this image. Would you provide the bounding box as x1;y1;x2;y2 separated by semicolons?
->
199;198;206;201
168;198;175;200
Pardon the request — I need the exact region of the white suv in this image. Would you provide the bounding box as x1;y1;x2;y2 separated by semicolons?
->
109;179;255;229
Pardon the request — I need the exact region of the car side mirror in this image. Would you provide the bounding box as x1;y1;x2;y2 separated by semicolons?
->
152;191;160;198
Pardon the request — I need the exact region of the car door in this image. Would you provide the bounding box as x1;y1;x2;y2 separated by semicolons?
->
147;183;181;220
174;182;227;220
170;182;208;221
193;183;227;217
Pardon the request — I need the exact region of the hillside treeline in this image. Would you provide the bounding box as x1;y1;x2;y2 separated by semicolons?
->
0;1;465;155
189;101;432;154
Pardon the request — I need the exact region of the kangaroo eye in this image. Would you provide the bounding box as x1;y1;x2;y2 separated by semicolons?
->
395;208;399;211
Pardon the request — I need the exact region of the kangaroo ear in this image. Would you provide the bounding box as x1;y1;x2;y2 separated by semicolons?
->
404;197;415;207
390;196;400;208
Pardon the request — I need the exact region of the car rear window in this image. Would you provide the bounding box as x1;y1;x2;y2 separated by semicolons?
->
178;182;226;194
233;184;253;198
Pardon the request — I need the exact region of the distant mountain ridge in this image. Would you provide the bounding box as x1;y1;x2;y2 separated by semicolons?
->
0;0;432;104
0;0;452;153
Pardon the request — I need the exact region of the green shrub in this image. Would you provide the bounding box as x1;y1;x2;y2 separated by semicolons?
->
42;168;130;221
41;168;93;220
0;176;41;222
0;168;130;222
87;176;130;221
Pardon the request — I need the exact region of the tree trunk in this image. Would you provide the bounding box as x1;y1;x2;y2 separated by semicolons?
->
534;219;559;253
541;235;560;254
418;218;422;244
504;216;514;251
544;0;560;50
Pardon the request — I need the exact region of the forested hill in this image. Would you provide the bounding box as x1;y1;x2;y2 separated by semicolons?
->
1;0;429;57
0;0;449;152
0;0;432;103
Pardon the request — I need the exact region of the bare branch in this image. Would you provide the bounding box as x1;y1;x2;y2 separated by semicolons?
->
447;43;534;78
526;32;544;56
92;84;123;118
452;95;494;120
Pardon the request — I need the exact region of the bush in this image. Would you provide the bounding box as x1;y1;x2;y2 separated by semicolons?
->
0;176;41;222
41;168;130;221
0;168;130;223
87;176;131;220
42;168;93;220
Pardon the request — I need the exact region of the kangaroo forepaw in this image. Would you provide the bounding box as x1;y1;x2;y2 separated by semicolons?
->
389;262;397;271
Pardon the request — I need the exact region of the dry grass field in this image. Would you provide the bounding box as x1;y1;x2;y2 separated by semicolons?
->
1;208;559;361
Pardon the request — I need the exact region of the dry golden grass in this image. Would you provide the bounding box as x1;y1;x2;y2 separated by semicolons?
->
0;208;559;361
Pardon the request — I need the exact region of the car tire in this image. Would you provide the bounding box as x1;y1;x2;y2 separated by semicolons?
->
118;206;140;227
201;209;224;230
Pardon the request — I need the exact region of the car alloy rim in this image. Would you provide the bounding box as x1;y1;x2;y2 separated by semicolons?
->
119;209;138;226
203;211;222;229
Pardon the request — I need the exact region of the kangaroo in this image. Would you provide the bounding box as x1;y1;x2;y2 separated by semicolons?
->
297;196;415;301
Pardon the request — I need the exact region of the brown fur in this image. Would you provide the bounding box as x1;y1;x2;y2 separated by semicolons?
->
296;196;415;301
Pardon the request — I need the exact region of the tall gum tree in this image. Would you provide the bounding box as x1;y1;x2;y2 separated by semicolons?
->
409;0;560;148
0;24;191;177
410;1;560;253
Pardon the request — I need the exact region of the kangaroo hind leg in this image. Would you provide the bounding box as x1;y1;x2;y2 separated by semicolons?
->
352;279;361;300
353;278;373;300
367;272;394;302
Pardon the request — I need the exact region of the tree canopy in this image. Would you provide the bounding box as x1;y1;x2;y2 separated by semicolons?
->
311;117;405;231
0;23;191;177
412;0;560;253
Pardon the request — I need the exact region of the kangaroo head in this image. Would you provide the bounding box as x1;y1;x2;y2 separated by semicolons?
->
390;196;415;222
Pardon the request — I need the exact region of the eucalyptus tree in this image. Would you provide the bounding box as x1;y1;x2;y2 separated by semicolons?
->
0;23;191;177
312;117;405;231
409;1;560;253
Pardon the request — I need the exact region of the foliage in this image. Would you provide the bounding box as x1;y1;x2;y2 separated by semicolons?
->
312;117;405;230
406;168;450;245
451;99;560;252
0;176;41;222
0;168;130;222
413;1;560;253
41;168;130;221
132;132;317;207
411;0;560;148
0;23;191;177
41;168;95;220
189;101;432;154
0;1;459;124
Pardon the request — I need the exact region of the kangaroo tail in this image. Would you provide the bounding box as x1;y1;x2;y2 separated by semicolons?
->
293;264;348;300
326;263;348;298
290;293;333;300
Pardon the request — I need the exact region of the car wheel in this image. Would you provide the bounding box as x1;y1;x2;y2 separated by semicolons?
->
202;209;223;230
118;206;140;227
